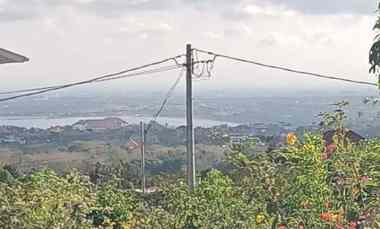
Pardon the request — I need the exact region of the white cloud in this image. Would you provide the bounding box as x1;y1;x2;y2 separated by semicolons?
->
204;32;223;40
261;0;376;15
240;24;253;37
158;23;173;32
0;0;377;93
242;4;297;17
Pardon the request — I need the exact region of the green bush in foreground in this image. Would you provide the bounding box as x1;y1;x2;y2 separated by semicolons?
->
0;132;379;228
88;182;139;228
228;133;380;228
135;133;380;228
0;170;139;229
0;170;95;229
135;170;256;229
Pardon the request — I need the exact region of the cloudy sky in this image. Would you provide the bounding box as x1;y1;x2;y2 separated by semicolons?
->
0;0;379;95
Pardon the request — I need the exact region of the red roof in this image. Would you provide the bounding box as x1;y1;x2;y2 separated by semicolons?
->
74;117;127;130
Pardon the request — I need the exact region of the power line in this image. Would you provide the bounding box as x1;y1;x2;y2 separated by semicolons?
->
0;86;56;95
0;65;182;95
139;67;184;194
97;65;181;83
0;55;185;102
194;48;377;87
0;55;184;95
145;67;185;134
0;65;183;103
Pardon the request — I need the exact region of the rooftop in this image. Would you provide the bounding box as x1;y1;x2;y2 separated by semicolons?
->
0;48;29;64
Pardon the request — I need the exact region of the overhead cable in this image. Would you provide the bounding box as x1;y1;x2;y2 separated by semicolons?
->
0;65;181;95
0;64;183;102
145;67;185;134
194;48;377;87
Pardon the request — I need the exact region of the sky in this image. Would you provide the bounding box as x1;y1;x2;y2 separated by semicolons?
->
0;0;379;96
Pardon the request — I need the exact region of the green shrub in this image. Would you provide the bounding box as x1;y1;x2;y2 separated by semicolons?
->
0;170;95;229
88;182;139;228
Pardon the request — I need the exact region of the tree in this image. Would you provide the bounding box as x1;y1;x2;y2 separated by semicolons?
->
369;3;380;75
0;170;95;229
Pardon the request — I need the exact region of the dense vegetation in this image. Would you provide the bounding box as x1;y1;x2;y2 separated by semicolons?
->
1;115;379;228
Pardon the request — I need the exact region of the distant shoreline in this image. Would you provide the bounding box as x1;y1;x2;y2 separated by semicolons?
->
0;115;240;129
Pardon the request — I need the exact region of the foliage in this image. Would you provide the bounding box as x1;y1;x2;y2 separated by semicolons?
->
227;132;380;228
0;131;379;228
136;170;256;229
0;170;95;229
370;2;380;75
0;170;141;229
319;101;349;131
0;103;380;228
88;181;139;229
0;167;15;184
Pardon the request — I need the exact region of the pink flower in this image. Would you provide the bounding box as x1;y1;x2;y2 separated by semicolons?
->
348;221;357;229
360;176;370;182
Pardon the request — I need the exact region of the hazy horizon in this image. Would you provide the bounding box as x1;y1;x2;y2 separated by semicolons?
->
1;0;378;94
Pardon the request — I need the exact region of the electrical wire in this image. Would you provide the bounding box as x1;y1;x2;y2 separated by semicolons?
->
0;86;56;95
145;67;185;134
0;55;184;102
0;55;184;95
192;49;217;79
0;64;183;102
194;48;377;87
0;65;182;96
96;65;181;83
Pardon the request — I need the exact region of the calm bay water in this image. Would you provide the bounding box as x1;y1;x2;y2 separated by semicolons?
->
0;115;238;129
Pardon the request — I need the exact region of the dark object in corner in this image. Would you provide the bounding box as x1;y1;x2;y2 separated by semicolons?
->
323;129;364;145
322;129;365;160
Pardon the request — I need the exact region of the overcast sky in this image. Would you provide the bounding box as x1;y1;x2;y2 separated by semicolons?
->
0;0;379;96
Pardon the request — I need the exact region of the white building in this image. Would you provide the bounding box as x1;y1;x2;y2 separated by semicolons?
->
230;134;264;146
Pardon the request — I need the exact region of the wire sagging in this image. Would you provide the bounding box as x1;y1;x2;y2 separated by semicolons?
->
145;67;185;134
0;55;185;102
194;48;377;87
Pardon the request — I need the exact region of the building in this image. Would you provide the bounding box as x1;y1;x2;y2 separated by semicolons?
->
229;134;263;146
0;48;29;65
0;49;28;144
48;126;65;133
73;117;128;131
0;136;26;145
323;129;364;145
322;129;365;160
126;137;141;151
230;134;249;145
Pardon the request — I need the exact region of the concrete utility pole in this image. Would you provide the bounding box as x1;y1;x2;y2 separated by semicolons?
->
140;121;146;194
186;44;196;189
